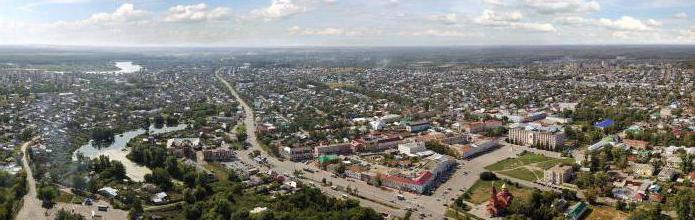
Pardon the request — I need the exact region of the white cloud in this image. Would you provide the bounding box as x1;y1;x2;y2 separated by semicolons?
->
408;29;474;38
429;13;460;25
473;9;555;32
70;3;146;26
674;12;688;19
523;0;600;14
289;26;343;36
251;0;307;20
482;0;507;7
474;9;522;25
288;26;381;37
597;16;659;31
554;16;588;25
510;22;557;32
165;3;231;22
19;0;90;12
678;27;695;41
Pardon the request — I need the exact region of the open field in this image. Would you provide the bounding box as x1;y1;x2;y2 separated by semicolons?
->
485;152;574;181
465;179;535;204
585;206;628;220
497;167;545;182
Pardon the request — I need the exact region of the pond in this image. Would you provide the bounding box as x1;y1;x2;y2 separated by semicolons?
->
73;124;188;182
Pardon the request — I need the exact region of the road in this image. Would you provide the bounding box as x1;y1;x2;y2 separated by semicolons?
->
17;138;45;220
216;67;535;220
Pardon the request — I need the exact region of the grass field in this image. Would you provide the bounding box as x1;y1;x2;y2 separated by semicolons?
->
484;152;574;182
585;206;628;220
497;167;545;182
465;179;535;204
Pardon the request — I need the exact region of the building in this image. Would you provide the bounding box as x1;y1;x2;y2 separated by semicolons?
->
424;153;456;176
631;163;654;177
508;124;566;150
464;120;503;133
565;202;589;220
459;139;498;159
369;120;385;130
487;184;513;217
398;142;427;156
203;148;234;161
406;120;431;133
623;139;649;150
522;112;547;123
544;165;574;185
280;146;314;161
440;134;471;145
658;168;677;182
314;143;352;157
594;119;615;129
380;172;433;194
167;139;197;159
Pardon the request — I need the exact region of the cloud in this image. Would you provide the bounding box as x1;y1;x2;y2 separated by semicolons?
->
251;0;307;20
165;3;231;22
510;22;557;32
554;16;588;25
288;26;379;37
473;9;555;32
523;0;600;14
678;27;695;41
474;9;522;25
19;0;90;12
597;16;660;31
66;3;147;26
429;13;461;25
482;0;507;7
674;12;688;19
408;29;475;38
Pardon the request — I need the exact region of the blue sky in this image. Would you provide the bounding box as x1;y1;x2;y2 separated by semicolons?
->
0;0;694;46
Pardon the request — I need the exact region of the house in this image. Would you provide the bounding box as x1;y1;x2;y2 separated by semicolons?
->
631;163;654;177
594;119;615;129
406;120;431;133
397;142;430;157
151;192;168;204
98;187;118;198
459;139;499;159
565;202;589;220
544;165;574;185
280;146;314;161
665;156;682;169
203;148;234;161
623;139;649;150
380;172;433;194
658;168;677;182
314;143;352;157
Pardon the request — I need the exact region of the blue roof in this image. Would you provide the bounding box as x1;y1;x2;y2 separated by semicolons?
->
594;119;614;128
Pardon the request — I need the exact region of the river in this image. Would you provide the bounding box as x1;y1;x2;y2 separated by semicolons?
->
73;124;188;182
114;61;142;73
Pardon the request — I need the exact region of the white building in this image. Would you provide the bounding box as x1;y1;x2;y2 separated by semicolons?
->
398;142;428;156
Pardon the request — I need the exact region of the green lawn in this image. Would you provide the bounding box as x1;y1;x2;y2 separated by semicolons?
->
486;152;573;171
534;158;575;170
484;152;552;171
465;179;534;204
497;167;544;182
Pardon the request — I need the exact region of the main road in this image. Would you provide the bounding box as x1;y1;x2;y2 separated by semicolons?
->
215;67;527;220
17;138;45;220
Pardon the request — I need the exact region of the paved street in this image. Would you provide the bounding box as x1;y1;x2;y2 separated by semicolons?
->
17;138;44;220
217;67;530;219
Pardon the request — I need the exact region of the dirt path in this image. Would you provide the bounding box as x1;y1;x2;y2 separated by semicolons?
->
17;138;48;220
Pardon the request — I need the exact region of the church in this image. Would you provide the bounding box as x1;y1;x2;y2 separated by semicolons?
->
486;183;514;217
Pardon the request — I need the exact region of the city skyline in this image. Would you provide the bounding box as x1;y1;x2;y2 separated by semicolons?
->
0;0;694;47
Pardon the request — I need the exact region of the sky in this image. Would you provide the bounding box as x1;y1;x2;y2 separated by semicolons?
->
0;0;694;47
